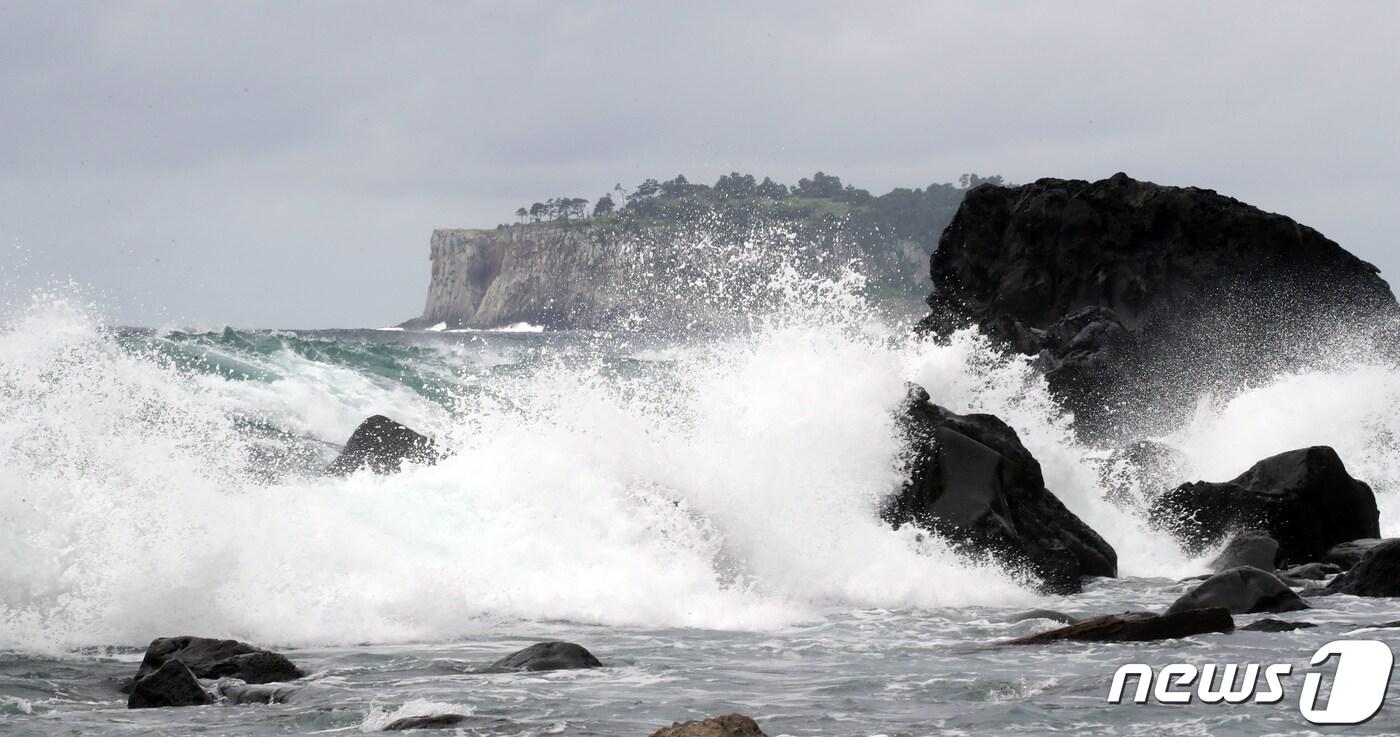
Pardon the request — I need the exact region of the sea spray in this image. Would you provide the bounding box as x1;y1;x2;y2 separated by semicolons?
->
5;247;1399;650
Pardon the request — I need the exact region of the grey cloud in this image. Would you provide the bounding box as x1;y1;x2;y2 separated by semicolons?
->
2;1;1398;326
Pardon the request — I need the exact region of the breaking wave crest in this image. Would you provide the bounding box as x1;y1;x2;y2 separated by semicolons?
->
2;254;1399;652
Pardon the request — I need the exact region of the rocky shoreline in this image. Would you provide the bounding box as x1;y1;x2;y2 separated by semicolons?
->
90;173;1400;732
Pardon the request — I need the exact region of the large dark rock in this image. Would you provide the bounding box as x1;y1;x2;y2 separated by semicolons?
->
326;415;439;475
1208;531;1279;572
1008;608;1234;644
1324;538;1388;570
130;637;303;689
651;714;768;737
1326;539;1400;597
1149;446;1379;565
127;660;212;709
1166;566;1309;615
920;173;1397;436
883;385;1115;595
487;642;602;672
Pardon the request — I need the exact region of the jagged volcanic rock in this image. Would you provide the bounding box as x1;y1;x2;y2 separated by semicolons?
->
920;173;1397;436
883;385;1116;594
1149;446;1379;565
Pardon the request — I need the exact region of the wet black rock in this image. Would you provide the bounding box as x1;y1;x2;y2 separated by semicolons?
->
919;173;1397;437
1241;618;1317;633
1208;531;1279;572
1281;562;1342;581
1324;538;1387;570
216;682;298;704
127;660;212;709
1149;447;1379;565
651;714;768;737
1326;539;1400;597
326;415;439;475
883;385;1116;595
384;714;470;731
1008;608;1234;644
130;636;303;689
488;641;602;672
1166;566;1309;615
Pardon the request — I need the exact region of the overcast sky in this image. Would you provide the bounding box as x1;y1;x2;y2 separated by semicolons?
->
3;2;1398;328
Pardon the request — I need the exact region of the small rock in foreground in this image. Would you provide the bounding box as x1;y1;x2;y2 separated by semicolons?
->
651;714;768;737
384;714;470;731
128;660;212;709
1241;619;1317;632
1166;566;1309;615
1007;608;1234;644
488;641;602;672
130;636;303;688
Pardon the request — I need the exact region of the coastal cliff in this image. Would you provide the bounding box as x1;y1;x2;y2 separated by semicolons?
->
404;172;990;330
411;226;632;329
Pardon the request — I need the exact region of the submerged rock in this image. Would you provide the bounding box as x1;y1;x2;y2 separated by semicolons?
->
1324;538;1387;570
1008;608;1234;644
1008;609;1079;625
326;415;439;475
1326;539;1400;597
1208;531;1279;572
1149;447;1379;565
127;660;212;709
1242;618;1317;633
1166;566;1309;615
1281;562;1342;581
883;385;1116;595
130;636;303;689
384;714;470;731
488;641;602;672
216;681;298;705
651;714;768;737
919;173;1397;438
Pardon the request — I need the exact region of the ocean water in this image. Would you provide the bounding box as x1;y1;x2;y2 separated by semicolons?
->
4;279;1400;735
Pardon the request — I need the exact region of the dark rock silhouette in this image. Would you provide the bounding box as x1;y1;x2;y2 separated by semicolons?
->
1324;538;1387;570
1326;539;1400;597
127;660;212;709
1149;447;1379;565
384;714;470;731
1008;608;1233;644
1166;566;1309;615
1208;531;1279;572
326;415;439;475
884;385;1116;595
1242;618;1317;632
651;714;768;737
920;173;1397;437
488;641;602;672
129;636;303;691
1281;562;1342;581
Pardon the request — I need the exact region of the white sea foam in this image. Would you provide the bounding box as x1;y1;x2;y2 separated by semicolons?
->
3;262;1397;651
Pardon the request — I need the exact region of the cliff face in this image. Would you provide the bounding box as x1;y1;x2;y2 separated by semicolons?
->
412;226;635;329
408;217;939;331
